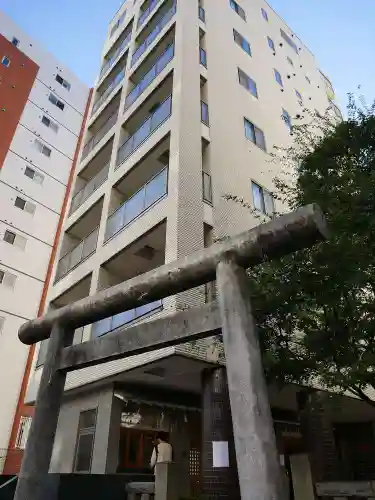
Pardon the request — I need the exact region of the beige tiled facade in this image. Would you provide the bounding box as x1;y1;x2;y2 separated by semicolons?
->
27;0;337;400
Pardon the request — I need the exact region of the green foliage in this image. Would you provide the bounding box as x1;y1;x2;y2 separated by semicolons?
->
232;97;375;406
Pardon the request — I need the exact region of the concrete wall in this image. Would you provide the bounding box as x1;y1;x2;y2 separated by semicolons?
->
0;11;89;456
50;386;115;474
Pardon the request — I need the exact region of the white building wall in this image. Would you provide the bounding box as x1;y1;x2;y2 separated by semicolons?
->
26;0;337;425
0;11;89;456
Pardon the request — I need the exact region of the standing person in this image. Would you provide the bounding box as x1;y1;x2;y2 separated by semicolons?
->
150;432;173;470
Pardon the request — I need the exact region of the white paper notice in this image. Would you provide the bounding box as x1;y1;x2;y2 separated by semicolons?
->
212;441;229;468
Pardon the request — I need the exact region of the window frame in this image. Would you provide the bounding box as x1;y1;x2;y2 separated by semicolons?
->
41;115;59;133
233;29;251;56
267;37;275;52
15;196;26;210
48;93;65;111
4;230;16;245
238;68;258;98
55;74;71;91
230;0;246;21
274;68;283;87
244;118;266;151
73;409;98;473
1;55;11;67
251;181;275;216
24;166;44;184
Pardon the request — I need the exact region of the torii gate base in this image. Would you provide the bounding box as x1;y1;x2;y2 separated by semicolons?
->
14;205;327;500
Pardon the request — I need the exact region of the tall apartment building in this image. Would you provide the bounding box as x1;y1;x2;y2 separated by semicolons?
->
0;11;90;473
6;0;355;497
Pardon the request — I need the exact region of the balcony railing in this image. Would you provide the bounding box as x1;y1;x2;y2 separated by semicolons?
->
70;163;110;215
105;167;168;241
55;227;99;282
116;94;172;167
201;101;209;125
100;33;131;79
137;0;160;28
92;299;163;338
82;112;117;160
92;69;125;115
125;44;174;111
132;3;176;66
202;171;212;203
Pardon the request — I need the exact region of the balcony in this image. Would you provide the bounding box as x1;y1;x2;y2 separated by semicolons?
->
137;0;161;29
117;92;172;167
55;228;99;282
100;31;132;79
202;171;212;203
125;44;174;111
92;299;163;338
82;112;117;160
94;221;166;337
55;200;103;282
132;3;176;66
92;68;125;115
105;167;168;241
70;162;110;215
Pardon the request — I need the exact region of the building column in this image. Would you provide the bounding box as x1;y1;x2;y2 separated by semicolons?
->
201;367;240;500
297;391;341;488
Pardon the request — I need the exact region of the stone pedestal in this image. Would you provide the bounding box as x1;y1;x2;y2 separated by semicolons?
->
201;367;240;500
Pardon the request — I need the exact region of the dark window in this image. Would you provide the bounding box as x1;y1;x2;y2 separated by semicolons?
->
74;409;97;473
261;8;268;21
41;116;51;127
238;68;258;98
274;69;283;87
1;56;10;67
287;56;293;66
230;0;246;20
233;30;251;55
267;37;275;51
0;270;4;283
282;109;292;130
48;93;65;111
4;230;16;245
11;37;20;47
25;166;35;179
244;118;266;151
305;75;311;84
280;29;298;54
252;181;275;216
15;197;26;210
55;74;71;91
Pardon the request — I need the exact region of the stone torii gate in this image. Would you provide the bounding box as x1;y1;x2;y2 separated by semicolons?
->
14;204;327;500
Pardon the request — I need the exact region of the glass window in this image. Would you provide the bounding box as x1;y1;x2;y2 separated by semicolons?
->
233;30;251;56
282;109;292;130
15;197;26;210
12;37;19;47
1;56;10;67
261;8;268;21
199;6;205;22
274;69;283;87
230;0;246;20
280;29;298;54
4;230;16;245
74;409;97;473
244;118;266;151
55;74;71;91
267;37;275;52
200;47;207;67
42;115;59;133
295;89;302;102
252;182;274;215
238;69;258;98
48;93;65;111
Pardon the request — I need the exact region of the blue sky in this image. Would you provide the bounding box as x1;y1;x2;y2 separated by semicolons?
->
1;0;373;112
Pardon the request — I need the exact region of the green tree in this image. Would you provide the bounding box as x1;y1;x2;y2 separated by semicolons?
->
227;97;375;407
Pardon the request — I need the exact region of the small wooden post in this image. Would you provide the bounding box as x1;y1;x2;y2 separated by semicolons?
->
216;258;285;500
14;322;74;500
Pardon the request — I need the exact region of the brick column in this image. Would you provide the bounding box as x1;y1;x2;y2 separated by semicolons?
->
298;391;340;485
201;367;240;500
